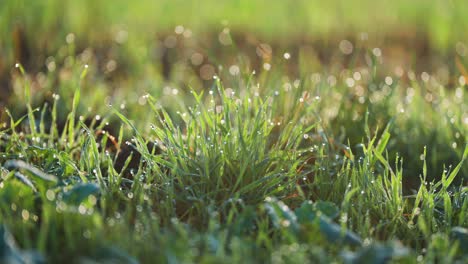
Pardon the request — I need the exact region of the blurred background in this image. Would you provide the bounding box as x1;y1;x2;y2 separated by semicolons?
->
0;0;467;181
1;0;468;101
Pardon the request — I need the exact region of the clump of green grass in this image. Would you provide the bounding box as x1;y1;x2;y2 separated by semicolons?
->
114;79;316;224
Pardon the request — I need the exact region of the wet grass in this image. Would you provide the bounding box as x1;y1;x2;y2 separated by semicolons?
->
1;1;468;263
0;56;467;263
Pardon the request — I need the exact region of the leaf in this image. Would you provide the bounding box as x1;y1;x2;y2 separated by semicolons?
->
451;227;468;253
90;246;139;264
314;201;340;219
444;145;468;188
0;225;45;264
13;172;37;192
0;225;23;264
62;183;100;205
294;201;318;223
295;201;362;246
264;197;299;232
375;120;393;158
3;160;58;183
318;217;362;247
341;241;410;264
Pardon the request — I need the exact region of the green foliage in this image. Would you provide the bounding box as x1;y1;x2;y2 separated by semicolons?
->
1;70;466;262
0;3;467;261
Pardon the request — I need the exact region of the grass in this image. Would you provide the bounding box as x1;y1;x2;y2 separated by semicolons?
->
1;1;468;263
0;57;467;263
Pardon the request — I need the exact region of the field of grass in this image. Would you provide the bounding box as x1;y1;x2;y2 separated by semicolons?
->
1;1;468;263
